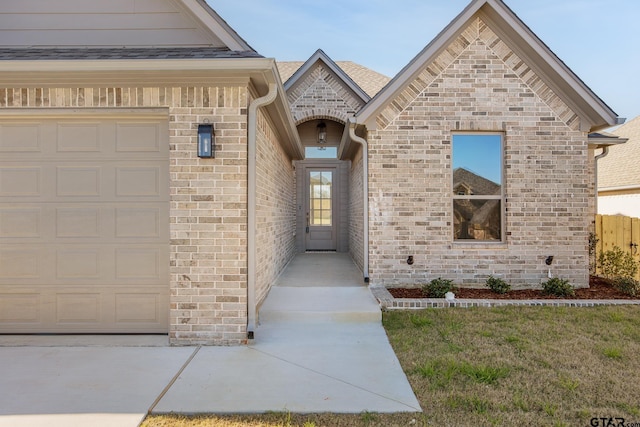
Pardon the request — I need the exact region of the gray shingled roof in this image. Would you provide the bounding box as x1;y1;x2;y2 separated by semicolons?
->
453;168;501;195
598;116;640;189
277;61;390;98
0;48;263;60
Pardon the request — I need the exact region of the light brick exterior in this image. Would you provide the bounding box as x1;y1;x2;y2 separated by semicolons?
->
286;63;367;125
349;148;365;271
366;17;591;289
0;4;614;343
255;108;297;308
0;83;299;345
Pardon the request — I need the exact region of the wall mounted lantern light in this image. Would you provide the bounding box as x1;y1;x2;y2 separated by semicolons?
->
197;123;215;158
317;122;327;144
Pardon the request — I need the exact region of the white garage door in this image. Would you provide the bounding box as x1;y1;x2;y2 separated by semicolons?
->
0;112;169;333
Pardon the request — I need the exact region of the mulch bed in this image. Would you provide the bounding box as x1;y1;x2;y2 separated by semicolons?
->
387;276;638;300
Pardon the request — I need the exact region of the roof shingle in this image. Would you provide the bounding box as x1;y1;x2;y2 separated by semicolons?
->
0;47;263;60
277;61;390;98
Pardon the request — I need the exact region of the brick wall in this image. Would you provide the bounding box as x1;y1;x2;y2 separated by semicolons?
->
255;108;297;309
349;146;365;271
0;84;251;344
367;17;591;289
287;64;366;125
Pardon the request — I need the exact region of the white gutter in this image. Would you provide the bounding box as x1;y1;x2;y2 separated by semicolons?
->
348;118;370;282
599;184;640;192
594;146;609;215
247;83;278;339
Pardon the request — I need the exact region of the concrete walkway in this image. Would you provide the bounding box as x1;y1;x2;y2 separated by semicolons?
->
0;253;421;426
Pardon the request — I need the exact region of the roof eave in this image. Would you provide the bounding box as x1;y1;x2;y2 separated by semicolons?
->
254;60;304;160
588;134;628;148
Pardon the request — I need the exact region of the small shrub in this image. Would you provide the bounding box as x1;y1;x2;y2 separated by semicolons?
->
598;246;638;279
541;277;575;297
486;276;510;294
613;276;640;297
422;278;454;298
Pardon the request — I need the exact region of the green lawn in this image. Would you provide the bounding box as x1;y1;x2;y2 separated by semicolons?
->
142;306;640;427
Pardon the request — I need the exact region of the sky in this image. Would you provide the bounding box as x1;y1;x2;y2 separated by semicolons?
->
209;0;640;125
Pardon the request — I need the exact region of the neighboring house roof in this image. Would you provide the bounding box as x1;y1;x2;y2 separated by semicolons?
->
278;57;391;98
598;116;640;190
453;168;501;195
355;0;619;132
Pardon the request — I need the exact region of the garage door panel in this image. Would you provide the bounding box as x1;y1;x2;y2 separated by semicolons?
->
56;293;101;323
0;248;42;279
0;114;169;333
0;287;167;333
56;166;102;197
115;293;162;323
115;247;162;280
116;207;161;238
0;166;41;197
57;123;101;152
116;166;163;197
0;207;41;238
0;123;41;153
56;249;100;279
0;293;40;323
56;206;101;238
116;122;163;153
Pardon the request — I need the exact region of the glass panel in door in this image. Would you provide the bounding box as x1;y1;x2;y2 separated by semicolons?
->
306;170;336;250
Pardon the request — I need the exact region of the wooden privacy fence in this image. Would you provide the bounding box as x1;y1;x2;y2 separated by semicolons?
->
594;214;640;280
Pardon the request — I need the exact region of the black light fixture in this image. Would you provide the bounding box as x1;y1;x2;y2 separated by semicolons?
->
317;122;327;144
197;122;214;158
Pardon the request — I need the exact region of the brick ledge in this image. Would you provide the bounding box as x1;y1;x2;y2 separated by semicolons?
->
369;285;640;310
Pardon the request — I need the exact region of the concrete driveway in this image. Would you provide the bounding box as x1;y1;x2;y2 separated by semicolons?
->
0;254;420;426
0;336;194;427
0;323;420;427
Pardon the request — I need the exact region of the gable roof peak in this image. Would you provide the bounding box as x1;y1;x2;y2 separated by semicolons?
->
188;0;255;52
283;49;371;103
356;0;619;132
0;0;256;53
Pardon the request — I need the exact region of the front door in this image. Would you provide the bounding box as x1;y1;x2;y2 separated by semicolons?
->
306;169;337;251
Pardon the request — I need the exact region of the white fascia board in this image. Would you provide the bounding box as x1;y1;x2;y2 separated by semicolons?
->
588;136;628;148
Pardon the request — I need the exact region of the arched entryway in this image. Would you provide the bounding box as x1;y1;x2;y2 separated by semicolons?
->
294;119;350;253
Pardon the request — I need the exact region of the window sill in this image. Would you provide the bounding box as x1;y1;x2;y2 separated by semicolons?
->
453;241;508;250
